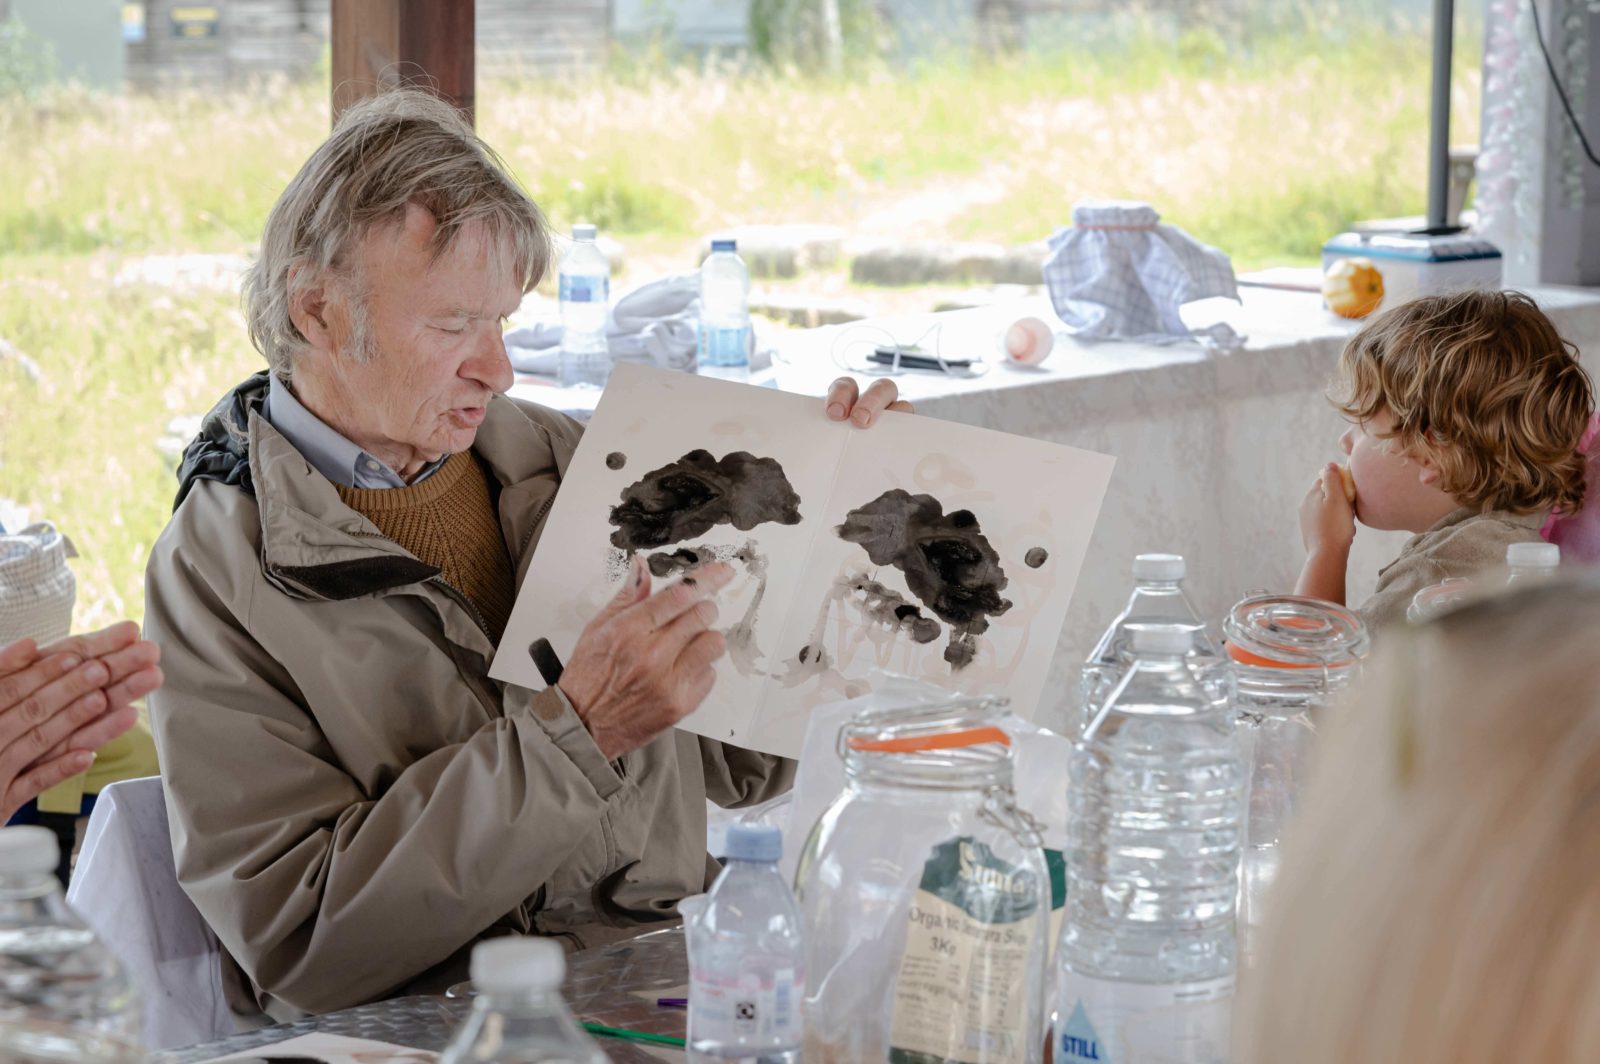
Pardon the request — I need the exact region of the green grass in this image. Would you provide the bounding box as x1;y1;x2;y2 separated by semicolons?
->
0;17;1481;629
0;254;263;627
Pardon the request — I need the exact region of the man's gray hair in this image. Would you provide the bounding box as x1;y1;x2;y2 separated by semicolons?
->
242;89;550;376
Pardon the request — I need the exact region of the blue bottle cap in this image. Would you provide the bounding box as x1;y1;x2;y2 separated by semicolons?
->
723;823;781;862
711;238;738;253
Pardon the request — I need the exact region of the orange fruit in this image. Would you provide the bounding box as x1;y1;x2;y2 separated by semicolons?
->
1322;257;1385;318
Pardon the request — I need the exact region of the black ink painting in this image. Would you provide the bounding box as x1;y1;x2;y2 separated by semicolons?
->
491;363;1115;761
835;489;1013;670
609;450;803;550
601;452;801;678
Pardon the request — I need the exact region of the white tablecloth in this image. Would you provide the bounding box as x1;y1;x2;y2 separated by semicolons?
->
512;284;1600;731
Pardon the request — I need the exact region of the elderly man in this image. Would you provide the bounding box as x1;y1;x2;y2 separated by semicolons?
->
144;88;910;1024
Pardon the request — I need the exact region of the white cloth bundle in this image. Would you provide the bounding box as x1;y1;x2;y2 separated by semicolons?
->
1043;199;1244;350
504;273;774;376
0;521;76;646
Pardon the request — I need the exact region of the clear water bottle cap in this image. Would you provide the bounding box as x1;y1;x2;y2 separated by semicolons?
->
723;823;782;863
0;826;59;876
572;223;597;241
1132;553;1185;581
710;238;738;253
1506;542;1559;569
471;936;565;994
1131;625;1194;655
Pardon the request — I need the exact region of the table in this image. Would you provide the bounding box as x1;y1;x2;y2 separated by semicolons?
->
513;285;1600;731
171;929;689;1063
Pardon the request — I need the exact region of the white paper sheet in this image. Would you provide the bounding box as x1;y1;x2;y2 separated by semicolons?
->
492;364;1114;758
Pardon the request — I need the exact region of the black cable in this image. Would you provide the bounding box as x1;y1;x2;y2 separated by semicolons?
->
1530;0;1600;168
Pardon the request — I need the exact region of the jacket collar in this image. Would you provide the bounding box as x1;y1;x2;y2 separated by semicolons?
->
1412;505;1549;543
249;391;565;602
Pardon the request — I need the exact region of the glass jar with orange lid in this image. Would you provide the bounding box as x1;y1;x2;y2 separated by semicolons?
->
1222;593;1371;961
794;697;1050;1064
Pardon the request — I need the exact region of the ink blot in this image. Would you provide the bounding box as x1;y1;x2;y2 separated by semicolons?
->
647;547;705;577
606;452;628;471
1025;547;1049;569
640;540;771;677
836;489;1013;639
609;450;803;550
847;575;942;644
944;632;978;669
797;644;829;666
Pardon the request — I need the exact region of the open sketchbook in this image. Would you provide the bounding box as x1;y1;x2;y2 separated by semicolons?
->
491;364;1114;759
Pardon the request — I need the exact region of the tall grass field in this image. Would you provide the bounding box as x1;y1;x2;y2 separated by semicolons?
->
0;17;1479;629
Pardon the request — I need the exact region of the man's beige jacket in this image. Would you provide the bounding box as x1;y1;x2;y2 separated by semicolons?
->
144;373;793;1023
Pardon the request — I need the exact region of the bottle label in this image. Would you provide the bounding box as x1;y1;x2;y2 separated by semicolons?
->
698;324;751;367
887;836;1045;1064
559;273;608;304
1044;847;1067;959
689;963;800;1048
1055;972;1233;1064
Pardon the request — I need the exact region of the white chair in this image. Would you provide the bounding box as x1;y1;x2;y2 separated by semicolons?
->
67;776;234;1049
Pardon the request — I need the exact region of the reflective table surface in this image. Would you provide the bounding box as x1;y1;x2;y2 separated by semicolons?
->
171;928;689;1063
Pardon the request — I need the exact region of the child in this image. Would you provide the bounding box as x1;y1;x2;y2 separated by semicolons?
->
1235;581;1600;1063
1296;289;1593;628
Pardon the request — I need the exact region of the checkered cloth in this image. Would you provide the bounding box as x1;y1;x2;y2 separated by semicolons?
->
1042;200;1244;350
0;522;77;647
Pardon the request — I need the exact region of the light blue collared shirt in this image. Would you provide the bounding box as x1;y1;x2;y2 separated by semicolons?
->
262;374;447;489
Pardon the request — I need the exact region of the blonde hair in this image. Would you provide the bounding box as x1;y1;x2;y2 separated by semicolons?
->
1333;289;1592;514
242;88;550;377
1236;581;1600;1064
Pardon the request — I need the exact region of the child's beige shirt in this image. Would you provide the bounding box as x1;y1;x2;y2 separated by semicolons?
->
1358;507;1549;631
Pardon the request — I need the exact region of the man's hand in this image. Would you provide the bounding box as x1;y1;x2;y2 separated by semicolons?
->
825;377;914;428
0;621;162;822
558;556;733;760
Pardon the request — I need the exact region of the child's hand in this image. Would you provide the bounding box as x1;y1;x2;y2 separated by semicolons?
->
1300;462;1357;556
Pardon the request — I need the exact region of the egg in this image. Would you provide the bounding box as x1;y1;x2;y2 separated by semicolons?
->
1004;317;1054;365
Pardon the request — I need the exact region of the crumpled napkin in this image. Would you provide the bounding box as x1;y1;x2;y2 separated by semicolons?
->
1042;199;1244;350
504;273;772;375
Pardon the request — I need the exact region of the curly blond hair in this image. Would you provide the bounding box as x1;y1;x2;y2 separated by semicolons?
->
242;88;549;378
1333;289;1592;514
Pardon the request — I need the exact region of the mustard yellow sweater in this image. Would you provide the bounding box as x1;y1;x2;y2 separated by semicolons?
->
336;451;516;642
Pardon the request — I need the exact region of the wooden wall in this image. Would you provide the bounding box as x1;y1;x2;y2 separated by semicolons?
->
125;0;612;90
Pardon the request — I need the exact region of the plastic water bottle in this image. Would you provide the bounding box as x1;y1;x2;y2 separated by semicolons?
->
698;239;752;383
1078;553;1228;735
0;827;142;1064
558;223;611;389
1056;624;1246;1064
438;937;606;1064
686;824;803;1063
1506;541;1559;586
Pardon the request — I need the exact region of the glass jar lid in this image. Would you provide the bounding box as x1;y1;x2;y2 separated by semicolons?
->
1407;578;1476;625
1223;593;1371;671
840;695;1013;789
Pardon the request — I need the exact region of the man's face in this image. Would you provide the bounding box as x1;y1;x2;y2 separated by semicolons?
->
298;202;521;477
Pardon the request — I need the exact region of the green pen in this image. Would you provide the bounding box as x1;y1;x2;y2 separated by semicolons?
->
580;1021;687;1048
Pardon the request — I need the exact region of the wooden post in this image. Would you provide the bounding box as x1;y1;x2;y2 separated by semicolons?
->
331;0;475;127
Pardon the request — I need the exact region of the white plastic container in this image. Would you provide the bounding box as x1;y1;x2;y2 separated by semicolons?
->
1320;230;1502;313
